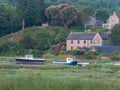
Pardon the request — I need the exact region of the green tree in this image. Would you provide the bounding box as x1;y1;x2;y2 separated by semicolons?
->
81;6;95;29
19;35;36;49
0;3;19;37
55;30;69;45
59;5;81;28
15;0;46;27
45;4;82;28
112;23;120;45
96;8;110;21
35;31;50;50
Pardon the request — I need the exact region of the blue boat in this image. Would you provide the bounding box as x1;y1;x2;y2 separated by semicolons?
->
53;57;78;65
16;55;45;65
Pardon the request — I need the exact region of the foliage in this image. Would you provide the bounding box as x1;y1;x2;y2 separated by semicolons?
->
112;23;120;45
81;5;95;24
109;51;120;61
45;4;82;28
0;60;119;90
0;3;19;37
19;34;36;49
67;50;85;55
45;0;120;10
84;52;99;59
0;26;70;56
92;27;108;32
15;0;46;27
96;7;110;21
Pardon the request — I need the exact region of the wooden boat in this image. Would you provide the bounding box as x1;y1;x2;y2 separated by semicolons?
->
16;55;45;65
53;57;78;65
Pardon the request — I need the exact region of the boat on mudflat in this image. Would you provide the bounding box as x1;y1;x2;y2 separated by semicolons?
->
53;57;78;65
16;55;45;65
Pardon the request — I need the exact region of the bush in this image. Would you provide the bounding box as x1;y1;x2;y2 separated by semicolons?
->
67;50;85;55
84;52;99;59
110;52;120;61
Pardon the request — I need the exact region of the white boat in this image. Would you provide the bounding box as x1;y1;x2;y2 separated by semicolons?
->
53;57;78;65
16;55;45;65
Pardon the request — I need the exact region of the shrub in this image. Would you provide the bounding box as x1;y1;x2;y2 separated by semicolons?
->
67;50;84;55
110;52;120;61
84;52;99;59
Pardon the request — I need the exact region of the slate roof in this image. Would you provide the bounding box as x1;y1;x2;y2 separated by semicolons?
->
66;32;97;40
86;16;104;26
92;46;120;53
99;31;111;40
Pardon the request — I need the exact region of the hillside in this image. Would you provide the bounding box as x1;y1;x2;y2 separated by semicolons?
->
0;0;15;5
45;0;120;9
1;0;120;9
0;26;70;56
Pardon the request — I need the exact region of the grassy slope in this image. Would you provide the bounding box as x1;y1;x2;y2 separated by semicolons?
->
0;26;68;44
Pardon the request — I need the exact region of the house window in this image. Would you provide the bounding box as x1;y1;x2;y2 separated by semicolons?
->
71;40;73;44
93;40;95;44
71;46;73;50
84;40;86;44
78;40;80;44
98;39;100;44
91;40;92;44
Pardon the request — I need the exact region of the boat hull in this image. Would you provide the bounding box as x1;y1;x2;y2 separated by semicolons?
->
53;61;78;65
16;58;44;65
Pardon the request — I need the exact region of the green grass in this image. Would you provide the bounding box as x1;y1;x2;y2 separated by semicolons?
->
0;57;119;90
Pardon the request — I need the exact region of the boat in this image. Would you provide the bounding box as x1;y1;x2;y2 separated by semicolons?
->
53;57;78;65
16;55;45;65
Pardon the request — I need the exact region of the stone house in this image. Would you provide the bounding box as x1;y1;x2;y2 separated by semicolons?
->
66;31;112;51
102;11;120;30
66;32;102;51
86;16;104;28
99;31;112;46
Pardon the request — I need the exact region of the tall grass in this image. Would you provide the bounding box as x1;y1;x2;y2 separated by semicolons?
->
0;75;119;90
0;57;119;90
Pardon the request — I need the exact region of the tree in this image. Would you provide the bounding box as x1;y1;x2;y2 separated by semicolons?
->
112;23;120;45
0;3;19;37
19;35;36;49
81;6;95;29
59;5;81;28
96;8;110;21
55;30;69;45
45;4;82;28
15;0;46;27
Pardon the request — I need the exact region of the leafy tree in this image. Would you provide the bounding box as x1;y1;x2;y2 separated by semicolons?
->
112;23;120;45
55;30;69;45
15;0;46;27
81;6;95;27
35;31;50;50
59;5;81;28
19;35;36;49
45;4;82;28
0;3;19;37
96;8;110;21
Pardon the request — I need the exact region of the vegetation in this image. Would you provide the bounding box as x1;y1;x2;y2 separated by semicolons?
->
0;26;69;57
0;0;119;37
0;57;119;90
112;24;120;45
45;4;82;28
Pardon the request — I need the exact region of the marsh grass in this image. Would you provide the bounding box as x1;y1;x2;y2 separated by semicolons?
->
0;57;119;90
0;75;119;90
